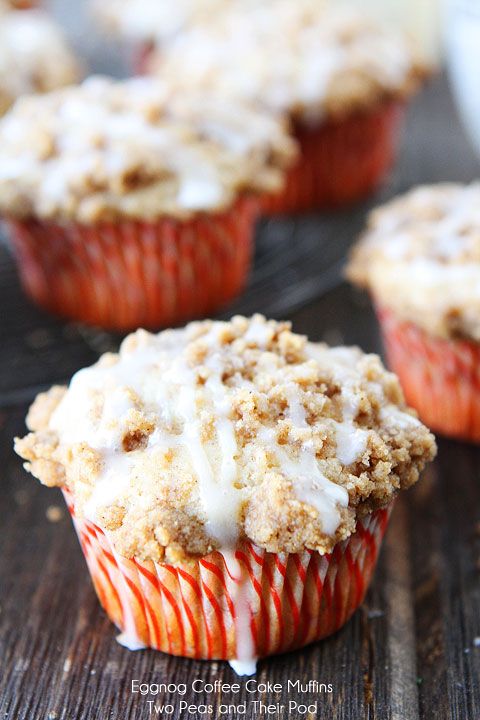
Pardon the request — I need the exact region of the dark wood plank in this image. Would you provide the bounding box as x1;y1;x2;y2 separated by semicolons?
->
2;284;480;719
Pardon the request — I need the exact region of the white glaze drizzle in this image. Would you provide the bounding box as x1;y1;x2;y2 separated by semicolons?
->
334;385;369;467
116;633;147;651
223;550;257;676
174;362;241;547
49;323;386;544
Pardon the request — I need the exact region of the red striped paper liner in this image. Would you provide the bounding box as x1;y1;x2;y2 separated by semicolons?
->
6;196;257;331
133;41;156;74
378;306;480;443
262;100;405;215
63;488;391;661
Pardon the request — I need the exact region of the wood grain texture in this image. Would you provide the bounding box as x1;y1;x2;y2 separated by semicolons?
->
1;75;480;719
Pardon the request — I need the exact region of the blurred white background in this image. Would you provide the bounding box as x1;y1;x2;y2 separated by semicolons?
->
44;0;129;77
445;0;480;158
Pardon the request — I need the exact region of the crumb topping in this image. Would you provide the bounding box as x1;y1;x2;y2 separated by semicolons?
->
347;183;480;342
149;1;424;122
15;315;436;562
0;76;296;222
0;10;79;117
92;0;224;43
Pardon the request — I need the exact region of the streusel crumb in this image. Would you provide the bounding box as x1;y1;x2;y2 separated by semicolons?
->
15;315;436;562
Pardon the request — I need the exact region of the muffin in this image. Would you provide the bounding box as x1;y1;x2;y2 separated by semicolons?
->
0;0;37;10
0;9;79;117
149;0;426;214
15;315;436;673
91;0;224;73
0;77;295;330
347;183;480;442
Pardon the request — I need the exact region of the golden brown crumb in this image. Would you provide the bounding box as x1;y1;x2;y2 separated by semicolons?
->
26;386;66;431
46;505;63;522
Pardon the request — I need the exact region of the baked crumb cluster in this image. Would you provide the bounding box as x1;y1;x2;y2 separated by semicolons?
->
150;0;424;122
0;10;79;117
348;183;480;342
92;0;224;43
0;76;296;223
15;315;436;563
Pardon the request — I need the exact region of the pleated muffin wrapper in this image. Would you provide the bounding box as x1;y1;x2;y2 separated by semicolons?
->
63;488;392;673
378;305;480;443
133;41;157;75
262;100;405;215
5;195;257;331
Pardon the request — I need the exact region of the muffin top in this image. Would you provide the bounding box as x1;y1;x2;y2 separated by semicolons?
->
92;0;224;43
0;76;296;223
15;315;436;563
347;183;480;342
0;10;79;117
150;0;424;122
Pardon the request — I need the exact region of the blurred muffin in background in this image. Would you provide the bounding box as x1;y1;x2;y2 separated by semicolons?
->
149;0;427;214
347;183;480;443
0;76;296;330
0;9;80;116
337;0;442;67
90;0;227;73
0;0;37;10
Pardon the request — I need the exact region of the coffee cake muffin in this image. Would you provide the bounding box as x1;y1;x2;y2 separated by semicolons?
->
91;0;225;72
0;77;295;330
0;0;36;10
0;9;79;117
149;0;426;213
347;183;480;442
15;315;436;673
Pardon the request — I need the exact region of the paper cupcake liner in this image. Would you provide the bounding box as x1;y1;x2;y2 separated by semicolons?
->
6;196;257;331
262;100;405;215
63;488;391;662
378;306;480;442
133;41;156;74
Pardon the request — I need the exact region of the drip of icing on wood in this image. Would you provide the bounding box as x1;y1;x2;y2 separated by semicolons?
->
116;633;147;651
223;550;257;676
111;546;147;651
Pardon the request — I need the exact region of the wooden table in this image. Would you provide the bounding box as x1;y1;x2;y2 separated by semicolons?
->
1;72;480;719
